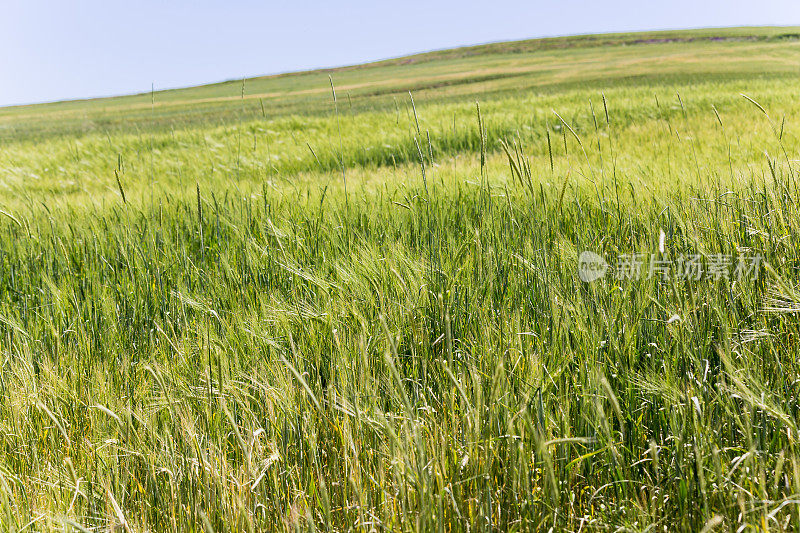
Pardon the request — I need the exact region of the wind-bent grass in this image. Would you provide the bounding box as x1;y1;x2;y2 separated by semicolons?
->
1;26;800;531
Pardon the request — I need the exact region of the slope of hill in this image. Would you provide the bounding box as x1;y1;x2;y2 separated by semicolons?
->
2;26;799;140
2;26;800;531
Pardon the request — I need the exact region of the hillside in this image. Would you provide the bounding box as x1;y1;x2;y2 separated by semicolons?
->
1;26;800;531
2;26;799;140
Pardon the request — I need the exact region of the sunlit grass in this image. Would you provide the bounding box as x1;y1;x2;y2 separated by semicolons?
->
1;27;800;531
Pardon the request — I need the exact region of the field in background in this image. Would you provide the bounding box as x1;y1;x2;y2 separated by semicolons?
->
3;26;800;141
1;26;800;531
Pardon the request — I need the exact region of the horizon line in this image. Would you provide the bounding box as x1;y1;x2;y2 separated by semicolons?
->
2;23;795;110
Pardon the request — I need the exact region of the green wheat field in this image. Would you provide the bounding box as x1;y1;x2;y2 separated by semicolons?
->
3;26;800;531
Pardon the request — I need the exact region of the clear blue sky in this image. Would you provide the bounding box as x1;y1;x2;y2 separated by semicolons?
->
2;0;800;107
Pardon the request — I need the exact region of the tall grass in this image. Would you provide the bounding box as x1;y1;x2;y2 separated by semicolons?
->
1;43;800;531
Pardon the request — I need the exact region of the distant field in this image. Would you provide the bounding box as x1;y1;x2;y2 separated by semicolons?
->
2;26;800;140
2;26;800;531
